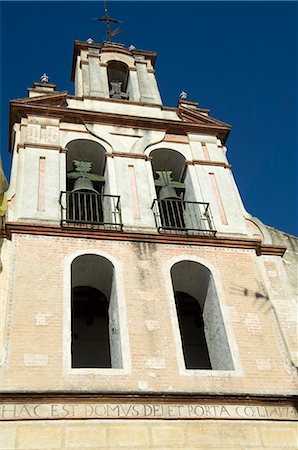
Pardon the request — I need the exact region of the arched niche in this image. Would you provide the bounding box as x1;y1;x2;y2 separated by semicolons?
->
107;60;129;100
171;260;234;370
66;139;106;192
150;148;197;231
71;254;122;369
150;148;186;183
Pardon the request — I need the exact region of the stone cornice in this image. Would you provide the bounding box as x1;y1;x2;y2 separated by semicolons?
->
0;392;296;403
9;103;231;152
186;160;231;169
81;95;162;108
2;223;286;256
106;152;152;160
65;97;209;115
16;143;64;152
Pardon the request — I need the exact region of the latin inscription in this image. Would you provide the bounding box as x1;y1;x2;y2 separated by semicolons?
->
0;403;297;421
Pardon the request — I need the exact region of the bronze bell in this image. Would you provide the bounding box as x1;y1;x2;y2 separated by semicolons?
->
72;177;98;194
158;186;181;201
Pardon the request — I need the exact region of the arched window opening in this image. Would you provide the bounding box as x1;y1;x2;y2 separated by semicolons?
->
71;254;122;369
61;140;122;229
72;286;111;368
171;261;234;370
107;61;129;100
174;291;211;369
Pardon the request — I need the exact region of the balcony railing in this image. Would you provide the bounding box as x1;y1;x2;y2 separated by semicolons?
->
60;191;122;230
151;199;216;235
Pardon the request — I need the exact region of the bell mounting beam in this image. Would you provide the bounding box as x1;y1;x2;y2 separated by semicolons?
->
154;171;185;189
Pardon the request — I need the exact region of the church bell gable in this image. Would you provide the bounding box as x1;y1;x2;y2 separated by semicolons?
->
1;11;296;448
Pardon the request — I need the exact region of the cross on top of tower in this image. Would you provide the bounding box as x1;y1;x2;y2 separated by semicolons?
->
94;0;123;41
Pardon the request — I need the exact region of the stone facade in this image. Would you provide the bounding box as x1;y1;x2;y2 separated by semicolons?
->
0;40;297;449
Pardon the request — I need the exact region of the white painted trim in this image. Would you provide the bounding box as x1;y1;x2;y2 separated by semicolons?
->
162;254;243;377
62;249;131;375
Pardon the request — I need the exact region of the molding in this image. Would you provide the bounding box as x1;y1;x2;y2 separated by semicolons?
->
186;160;231;169
256;244;288;257
164;134;189;144
179;100;199;108
100;46;136;58
17;143;62;152
80;95;162;108
52;102;179;112
3;223;286;256
106;152;151;161
178;104;231;129
9;103;231;151
0;392;296;403
13;92;67;107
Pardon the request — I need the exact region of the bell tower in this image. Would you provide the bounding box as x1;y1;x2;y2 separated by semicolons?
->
0;28;297;450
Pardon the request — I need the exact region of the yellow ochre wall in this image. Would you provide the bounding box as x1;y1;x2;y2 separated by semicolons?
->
1;419;298;449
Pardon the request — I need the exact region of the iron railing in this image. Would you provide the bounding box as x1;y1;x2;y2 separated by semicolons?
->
60;191;122;230
151;199;216;235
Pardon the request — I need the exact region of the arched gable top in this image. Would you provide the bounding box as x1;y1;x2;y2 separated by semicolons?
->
171;260;211;308
100;52;135;69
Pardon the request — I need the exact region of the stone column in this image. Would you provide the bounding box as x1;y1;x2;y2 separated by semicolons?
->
88;49;104;97
81;62;90;96
127;68;141;101
99;64;109;97
136;60;154;103
148;72;162;104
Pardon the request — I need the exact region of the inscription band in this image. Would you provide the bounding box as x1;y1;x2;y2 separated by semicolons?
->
0;402;297;421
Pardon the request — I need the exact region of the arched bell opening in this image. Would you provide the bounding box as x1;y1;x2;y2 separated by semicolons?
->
150;148;214;234
71;254;122;369
171;260;234;370
150;148;186;185
107;61;129;100
66;139;106;192
150;149;186;230
65;140;106;225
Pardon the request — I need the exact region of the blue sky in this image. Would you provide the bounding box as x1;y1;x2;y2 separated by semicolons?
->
0;1;297;235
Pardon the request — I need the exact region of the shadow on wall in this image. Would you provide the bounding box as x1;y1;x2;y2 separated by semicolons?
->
230;284;271;312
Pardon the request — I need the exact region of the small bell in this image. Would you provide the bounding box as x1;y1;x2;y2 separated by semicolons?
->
72;177;98;194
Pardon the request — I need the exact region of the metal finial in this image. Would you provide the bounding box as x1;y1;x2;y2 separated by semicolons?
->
94;0;123;41
179;91;188;100
40;73;49;83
